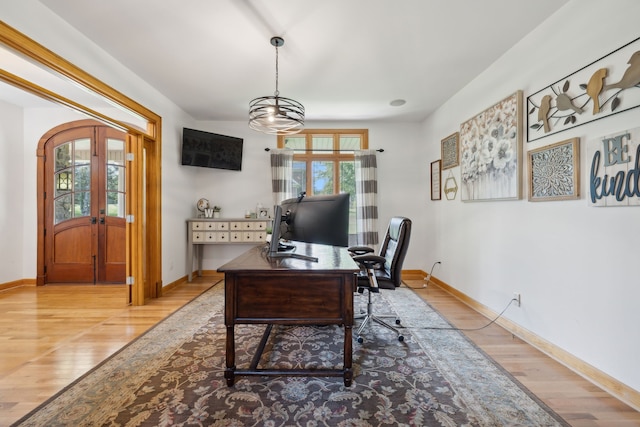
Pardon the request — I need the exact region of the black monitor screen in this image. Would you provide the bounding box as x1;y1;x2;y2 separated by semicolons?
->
279;193;350;247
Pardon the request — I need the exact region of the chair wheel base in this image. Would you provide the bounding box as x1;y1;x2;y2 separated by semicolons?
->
356;334;404;344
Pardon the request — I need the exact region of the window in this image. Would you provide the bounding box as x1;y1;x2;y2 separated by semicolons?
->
278;129;368;243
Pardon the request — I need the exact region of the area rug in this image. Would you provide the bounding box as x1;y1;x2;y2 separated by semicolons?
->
13;282;568;427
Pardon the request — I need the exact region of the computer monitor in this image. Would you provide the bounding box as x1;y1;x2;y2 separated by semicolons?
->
268;203;318;262
280;193;350;247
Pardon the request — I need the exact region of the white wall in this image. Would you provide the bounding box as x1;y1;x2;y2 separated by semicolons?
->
421;0;640;394
0;100;24;283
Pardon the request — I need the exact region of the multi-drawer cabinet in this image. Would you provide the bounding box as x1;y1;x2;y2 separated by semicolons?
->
187;218;270;281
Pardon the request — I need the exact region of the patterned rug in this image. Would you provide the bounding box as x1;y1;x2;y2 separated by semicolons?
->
14;282;568;427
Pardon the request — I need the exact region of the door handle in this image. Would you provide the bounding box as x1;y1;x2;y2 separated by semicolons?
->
99;217;105;224
91;217;97;224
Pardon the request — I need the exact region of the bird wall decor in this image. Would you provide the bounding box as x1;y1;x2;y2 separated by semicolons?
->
537;95;552;133
586;68;607;114
527;41;640;142
603;50;640;91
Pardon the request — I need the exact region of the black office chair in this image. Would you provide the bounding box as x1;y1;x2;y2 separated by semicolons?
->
348;216;412;343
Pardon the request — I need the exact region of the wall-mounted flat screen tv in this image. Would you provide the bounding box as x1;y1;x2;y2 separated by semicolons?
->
181;128;243;171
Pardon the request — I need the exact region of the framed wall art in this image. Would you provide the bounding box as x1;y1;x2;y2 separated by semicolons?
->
527;36;640;142
441;132;459;170
444;170;458;200
460;90;523;202
587;127;640;207
430;160;441;200
528;138;580;202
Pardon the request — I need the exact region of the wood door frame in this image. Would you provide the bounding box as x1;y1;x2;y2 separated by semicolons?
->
1;22;162;305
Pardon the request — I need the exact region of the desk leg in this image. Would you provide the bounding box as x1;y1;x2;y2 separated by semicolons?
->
225;325;236;386
344;325;353;387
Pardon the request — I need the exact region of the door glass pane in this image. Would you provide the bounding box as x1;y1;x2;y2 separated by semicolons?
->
106;174;125;217
107;191;125;217
106;138;125;217
73;139;91;218
106;164;125;217
107;138;125;165
54;143;73;197
292;161;306;197
74;165;90;191
54;171;72;197
312;161;334;195
74;191;91;217
54;142;72;171
53;138;91;222
54;194;72;224
74;138;91;163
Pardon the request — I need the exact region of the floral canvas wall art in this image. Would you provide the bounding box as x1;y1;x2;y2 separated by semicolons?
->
460;91;523;201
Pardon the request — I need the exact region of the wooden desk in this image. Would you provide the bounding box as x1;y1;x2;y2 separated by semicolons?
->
217;242;359;387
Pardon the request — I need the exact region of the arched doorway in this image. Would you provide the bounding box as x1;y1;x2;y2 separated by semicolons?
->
40;120;126;284
2;21;162;305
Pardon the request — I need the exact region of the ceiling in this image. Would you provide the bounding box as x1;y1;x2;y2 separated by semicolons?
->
21;1;568;123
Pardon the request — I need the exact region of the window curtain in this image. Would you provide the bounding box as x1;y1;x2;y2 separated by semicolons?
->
355;150;379;246
270;149;294;205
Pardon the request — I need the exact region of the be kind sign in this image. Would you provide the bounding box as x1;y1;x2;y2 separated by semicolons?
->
588;127;640;206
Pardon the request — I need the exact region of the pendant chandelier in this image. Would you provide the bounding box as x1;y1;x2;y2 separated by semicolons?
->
249;36;305;135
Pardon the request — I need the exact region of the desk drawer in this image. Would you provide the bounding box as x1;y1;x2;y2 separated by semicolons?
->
232;275;347;322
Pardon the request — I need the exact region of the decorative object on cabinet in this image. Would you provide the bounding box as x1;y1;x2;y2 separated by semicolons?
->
527;36;640;142
441;132;460;170
430;160;441;201
528;138;580;202
196;198;209;212
444;170;458;200
257;207;269;218
587;126;640;207
460;91;523;202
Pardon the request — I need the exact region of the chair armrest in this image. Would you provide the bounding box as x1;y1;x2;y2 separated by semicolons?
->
352;254;386;270
347;246;374;255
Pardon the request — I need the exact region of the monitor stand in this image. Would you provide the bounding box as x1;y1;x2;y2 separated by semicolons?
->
267;242;318;262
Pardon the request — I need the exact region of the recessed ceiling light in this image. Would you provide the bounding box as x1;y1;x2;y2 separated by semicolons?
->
390;99;406;107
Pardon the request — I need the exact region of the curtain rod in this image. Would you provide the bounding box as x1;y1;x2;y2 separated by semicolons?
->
264;148;384;152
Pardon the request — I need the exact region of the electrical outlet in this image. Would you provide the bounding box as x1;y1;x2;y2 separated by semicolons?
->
513;292;521;307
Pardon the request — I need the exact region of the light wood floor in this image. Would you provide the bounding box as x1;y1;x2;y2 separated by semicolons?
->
0;277;638;426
